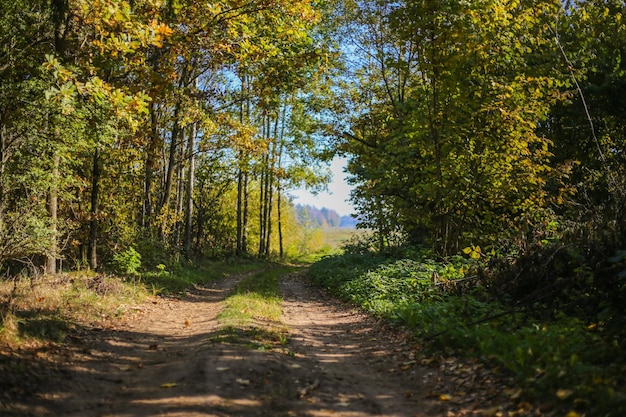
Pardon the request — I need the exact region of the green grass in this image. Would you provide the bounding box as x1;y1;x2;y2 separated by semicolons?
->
215;266;295;350
320;227;368;249
138;258;267;295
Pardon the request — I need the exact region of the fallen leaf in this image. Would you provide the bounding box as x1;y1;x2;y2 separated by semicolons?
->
481;407;500;417
565;411;581;417
556;389;574;400
160;382;178;388
236;378;250;386
504;388;523;400
184;319;190;327
216;367;229;372
439;394;452;401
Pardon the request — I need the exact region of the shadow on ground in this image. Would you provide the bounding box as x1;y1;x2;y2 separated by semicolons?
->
1;273;442;417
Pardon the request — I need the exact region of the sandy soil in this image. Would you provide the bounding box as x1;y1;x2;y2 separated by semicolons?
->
1;269;514;417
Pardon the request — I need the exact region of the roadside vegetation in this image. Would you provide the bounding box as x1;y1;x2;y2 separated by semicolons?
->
309;234;626;417
0;259;266;347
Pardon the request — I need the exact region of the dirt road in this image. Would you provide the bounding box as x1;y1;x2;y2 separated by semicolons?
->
2;270;507;417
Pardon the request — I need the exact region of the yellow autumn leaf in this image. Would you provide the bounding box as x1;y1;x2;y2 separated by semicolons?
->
556;389;574;400
160;382;178;388
439;394;452;401
565;412;581;417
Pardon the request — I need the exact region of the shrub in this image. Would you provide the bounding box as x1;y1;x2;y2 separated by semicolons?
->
111;247;142;275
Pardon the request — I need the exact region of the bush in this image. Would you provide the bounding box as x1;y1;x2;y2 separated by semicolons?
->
111;247;142;275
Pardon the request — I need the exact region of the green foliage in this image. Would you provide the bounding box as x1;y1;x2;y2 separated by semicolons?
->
310;250;473;316
111;247;141;275
338;0;567;254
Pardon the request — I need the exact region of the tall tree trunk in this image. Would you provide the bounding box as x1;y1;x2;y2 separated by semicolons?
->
236;164;244;255
161;103;181;221
258;158;266;256
265;172;274;258
264;116;280;258
265;164;273;257
258;116;268;257
276;109;286;259
46;153;59;274
174;131;186;249
142;102;159;230
47;0;68;273
0;124;6;217
88;148;100;270
277;182;284;259
242;171;249;253
185;122;196;258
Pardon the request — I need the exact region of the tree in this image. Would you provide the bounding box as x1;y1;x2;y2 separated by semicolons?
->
545;0;626;238
339;0;568;254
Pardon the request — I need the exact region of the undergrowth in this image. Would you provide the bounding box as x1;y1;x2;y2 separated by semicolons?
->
309;249;626;416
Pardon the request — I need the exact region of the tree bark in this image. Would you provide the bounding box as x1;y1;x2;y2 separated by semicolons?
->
185;122;196;258
161;102;181;223
277;182;283;259
88;148;100;270
174;133;186;249
0;124;6;217
142;101;159;230
236;163;244;255
46;153;59;274
242;170;249;253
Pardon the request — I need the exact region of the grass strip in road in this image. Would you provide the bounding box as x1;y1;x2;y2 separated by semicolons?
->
214;266;296;351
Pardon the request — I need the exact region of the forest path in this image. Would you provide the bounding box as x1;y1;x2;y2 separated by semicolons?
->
5;268;502;417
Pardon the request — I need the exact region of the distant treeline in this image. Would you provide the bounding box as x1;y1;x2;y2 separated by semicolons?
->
295;205;357;229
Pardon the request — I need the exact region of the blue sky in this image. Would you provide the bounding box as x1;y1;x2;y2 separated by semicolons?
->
289;157;355;216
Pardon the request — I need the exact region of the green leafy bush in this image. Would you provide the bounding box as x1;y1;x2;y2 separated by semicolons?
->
111;247;142;275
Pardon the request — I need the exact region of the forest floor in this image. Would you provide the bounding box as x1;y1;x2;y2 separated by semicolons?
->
1;269;523;417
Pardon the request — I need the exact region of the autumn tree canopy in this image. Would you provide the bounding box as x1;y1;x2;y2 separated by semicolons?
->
0;0;625;270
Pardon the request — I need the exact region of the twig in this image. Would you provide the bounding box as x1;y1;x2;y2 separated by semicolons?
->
298;379;320;399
